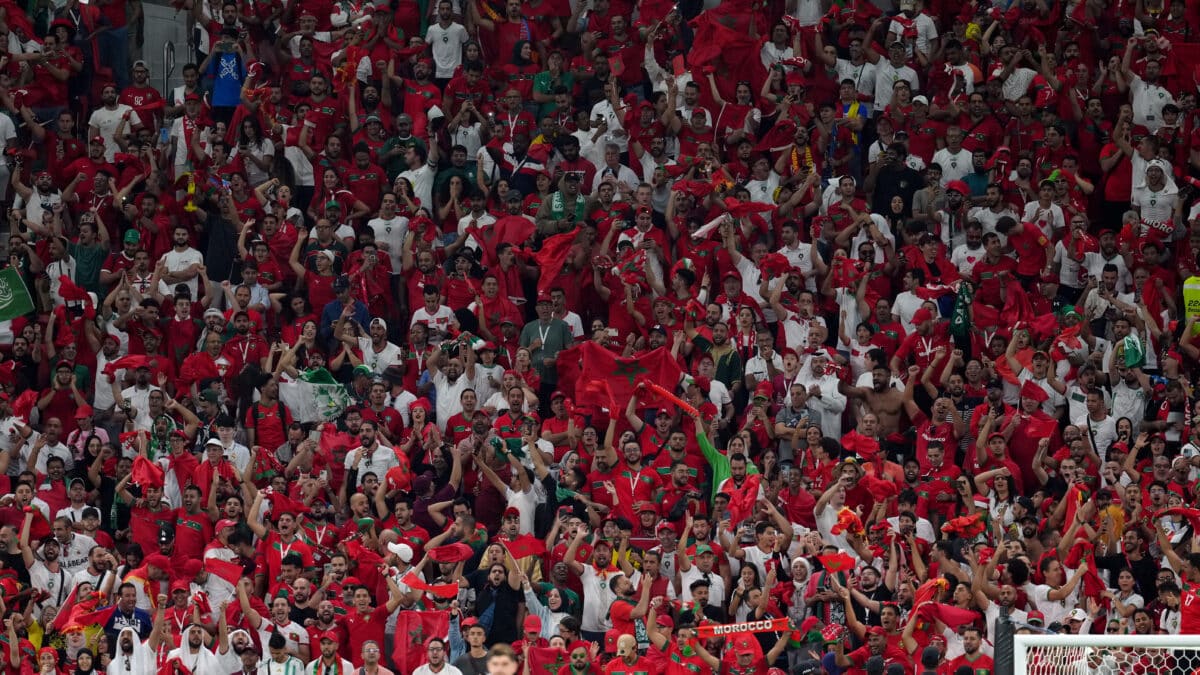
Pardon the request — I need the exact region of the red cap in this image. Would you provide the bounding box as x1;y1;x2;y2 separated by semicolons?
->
536;290;553;304
90;135;104;144
216;518;238;531
74;405;94;419
635;501;658;513
911;307;935;325
1027;610;1045;624
320;630;341;643
503;506;521;519
753;381;773;399
461;617;480;628
342;576;362;587
144;553;172;570
524;615;542;633
550;390;567;400
946;180;970;195
721;269;741;281
170;578;189;593
1019;379;1049;403
866;626;887;636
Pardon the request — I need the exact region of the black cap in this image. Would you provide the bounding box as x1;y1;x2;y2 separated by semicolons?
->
921;646;940;668
563;171;582;182
794;660;822;675
1015;496;1035;511
158;526;175;544
332;275;351;291
648;324;668;335
866;656;886;675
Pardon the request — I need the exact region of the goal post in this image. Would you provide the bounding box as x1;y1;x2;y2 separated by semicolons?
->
1014;633;1200;675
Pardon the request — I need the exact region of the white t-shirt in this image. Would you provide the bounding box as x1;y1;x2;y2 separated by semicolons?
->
932;147;972;184
357;338;404;375
368;216;410;272
889;13;938;58
410;306;456;342
425;22;469;78
400;163;436;215
950;243;985;278
872;61;920;111
836;58;876;98
158;247;205;297
255;619;310;660
1129;74;1174;132
1032;581;1077;626
431;371;470;431
456;211;497;253
88;105;142;161
579;565;623;633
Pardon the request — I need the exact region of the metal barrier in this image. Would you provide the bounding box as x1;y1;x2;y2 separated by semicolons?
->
163;41;175;100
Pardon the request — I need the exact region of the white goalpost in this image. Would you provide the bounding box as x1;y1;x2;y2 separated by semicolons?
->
1014;633;1200;675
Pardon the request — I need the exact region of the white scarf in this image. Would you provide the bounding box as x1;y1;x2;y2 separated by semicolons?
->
106;628;153;675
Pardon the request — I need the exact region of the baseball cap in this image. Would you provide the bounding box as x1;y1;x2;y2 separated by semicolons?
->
524;615;542;633
332;274;351;291
505;190;524;202
1027;610;1045;625
203;308;225;320
90;135;104;144
133;59;149;70
911;307;934;325
912;95;929;105
1067;608;1088;622
123;230;140;244
320;630;341;643
216;519;238;532
74;405;94;420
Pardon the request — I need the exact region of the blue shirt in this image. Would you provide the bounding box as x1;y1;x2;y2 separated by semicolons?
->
318;299;370;350
207;52;245;107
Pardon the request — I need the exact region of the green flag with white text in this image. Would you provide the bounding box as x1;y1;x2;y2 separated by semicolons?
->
0;268;34;321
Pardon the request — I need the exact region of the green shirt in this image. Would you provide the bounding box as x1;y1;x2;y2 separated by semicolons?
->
533;70;575;118
519;318;573;384
381;135;428;182
69;242;107;294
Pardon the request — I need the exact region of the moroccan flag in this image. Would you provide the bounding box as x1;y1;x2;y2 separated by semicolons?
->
687;8;767;102
64;603;117;632
816;552;856;574
528;647;569;675
392;610;450;674
131;456;164;489
49;585;82;631
503;534;547;559
0;267;34;321
941;513;986;539
913;578;949;607
204;558;247;587
554;344;583;402
399;572;459;600
178;353;219;385
1025;416;1058;441
1064;539;1106;603
427;543;475;564
1158;506;1200;531
725;474;762;526
574;342;683;411
494;215;537;247
916;603;980;627
533;230;578;294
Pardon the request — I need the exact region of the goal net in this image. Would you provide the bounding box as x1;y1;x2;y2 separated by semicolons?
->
1014;633;1200;675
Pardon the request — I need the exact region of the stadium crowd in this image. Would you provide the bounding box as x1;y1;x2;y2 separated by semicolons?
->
4;0;1200;673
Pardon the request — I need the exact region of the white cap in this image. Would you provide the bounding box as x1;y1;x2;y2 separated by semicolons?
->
912;95;929;105
387;542;414;563
1067;608;1088;622
319;249;336;262
428;105;445;121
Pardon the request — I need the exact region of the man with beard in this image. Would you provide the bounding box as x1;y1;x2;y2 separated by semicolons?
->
87;84;141;161
70;543;117;593
412;637;461;675
219;311;269;385
110;626;155;675
154;224;203;300
22;533;71;610
306;601;342;646
307;631;354;674
237;578;311;661
843;365;906;438
345;421;399;490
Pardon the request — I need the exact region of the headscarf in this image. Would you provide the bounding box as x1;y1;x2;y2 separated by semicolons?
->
73;648;96;675
164;626;218;674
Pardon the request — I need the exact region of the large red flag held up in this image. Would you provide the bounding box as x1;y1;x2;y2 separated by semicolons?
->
392;610;450;674
573;342;683;411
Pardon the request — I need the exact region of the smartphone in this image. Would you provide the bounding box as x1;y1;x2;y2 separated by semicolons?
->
319;469;329;482
158;127;169;144
308;429;323;443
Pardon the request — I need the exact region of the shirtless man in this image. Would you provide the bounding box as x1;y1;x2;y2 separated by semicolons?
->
841;364;906;436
